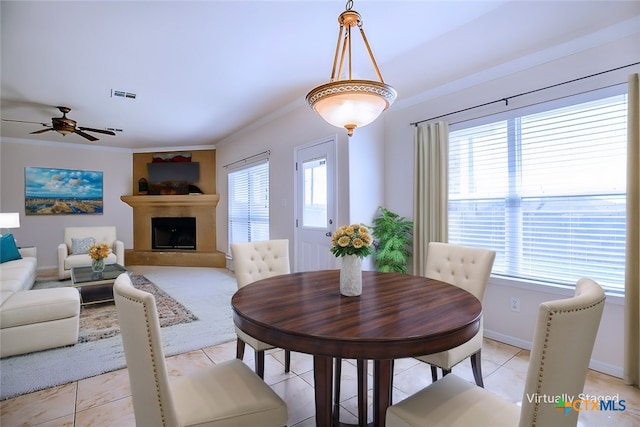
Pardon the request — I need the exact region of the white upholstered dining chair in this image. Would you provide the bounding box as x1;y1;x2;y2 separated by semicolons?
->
386;278;605;427
416;242;496;387
231;239;291;378
113;273;288;427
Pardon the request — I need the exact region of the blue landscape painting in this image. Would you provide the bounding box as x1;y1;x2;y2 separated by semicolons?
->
25;167;103;215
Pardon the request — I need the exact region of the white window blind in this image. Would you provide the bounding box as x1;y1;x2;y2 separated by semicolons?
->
448;92;627;292
228;159;269;247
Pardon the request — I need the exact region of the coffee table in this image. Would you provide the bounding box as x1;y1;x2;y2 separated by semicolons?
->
71;264;128;305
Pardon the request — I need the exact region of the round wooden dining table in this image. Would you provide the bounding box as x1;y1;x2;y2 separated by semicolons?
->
232;270;482;427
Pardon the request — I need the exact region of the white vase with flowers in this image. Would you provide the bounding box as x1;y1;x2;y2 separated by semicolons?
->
330;224;372;296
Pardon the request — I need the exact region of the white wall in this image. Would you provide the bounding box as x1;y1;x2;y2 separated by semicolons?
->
347;122;386;271
0;140;133;269
483;278;625;377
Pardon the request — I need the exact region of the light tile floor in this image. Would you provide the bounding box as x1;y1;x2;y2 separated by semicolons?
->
1;338;639;426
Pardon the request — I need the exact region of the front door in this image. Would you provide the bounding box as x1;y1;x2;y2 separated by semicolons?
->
294;137;337;272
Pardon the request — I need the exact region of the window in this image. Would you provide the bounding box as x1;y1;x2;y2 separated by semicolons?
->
448;90;627;292
228;159;269;248
302;158;328;228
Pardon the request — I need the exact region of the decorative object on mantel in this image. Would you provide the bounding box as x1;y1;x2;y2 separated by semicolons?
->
148;181;190;195
25;167;103;215
137;177;148;194
331;223;372;296
88;242;109;273
306;0;397;137
152;152;192;162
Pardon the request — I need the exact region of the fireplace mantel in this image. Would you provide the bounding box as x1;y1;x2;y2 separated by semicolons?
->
121;194;219;208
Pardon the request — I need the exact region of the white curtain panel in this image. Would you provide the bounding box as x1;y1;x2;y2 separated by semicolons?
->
625;73;640;387
412;122;449;276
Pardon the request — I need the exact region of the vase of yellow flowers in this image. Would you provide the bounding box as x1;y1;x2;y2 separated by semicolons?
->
88;242;110;273
330;224;372;296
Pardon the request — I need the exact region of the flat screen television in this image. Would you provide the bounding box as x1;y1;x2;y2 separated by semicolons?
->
147;162;200;183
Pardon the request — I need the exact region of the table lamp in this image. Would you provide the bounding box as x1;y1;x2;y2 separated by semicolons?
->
0;212;20;236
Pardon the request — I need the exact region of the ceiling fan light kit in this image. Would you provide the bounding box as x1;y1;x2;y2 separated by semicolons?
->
306;0;396;137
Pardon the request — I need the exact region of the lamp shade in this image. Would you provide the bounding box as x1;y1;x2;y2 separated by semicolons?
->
0;213;20;229
306;80;397;136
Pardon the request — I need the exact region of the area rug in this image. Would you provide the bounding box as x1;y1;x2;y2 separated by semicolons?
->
32;274;198;343
80;274;197;342
0;266;238;400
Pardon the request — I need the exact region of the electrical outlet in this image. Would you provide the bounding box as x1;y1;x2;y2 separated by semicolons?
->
510;297;521;312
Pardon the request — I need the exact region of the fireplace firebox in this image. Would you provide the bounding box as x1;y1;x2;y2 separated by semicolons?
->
152;217;196;250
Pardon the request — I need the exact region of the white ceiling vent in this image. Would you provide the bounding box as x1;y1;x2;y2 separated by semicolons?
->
111;89;136;99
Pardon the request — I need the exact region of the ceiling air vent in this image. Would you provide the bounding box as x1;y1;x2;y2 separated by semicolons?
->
111;89;136;99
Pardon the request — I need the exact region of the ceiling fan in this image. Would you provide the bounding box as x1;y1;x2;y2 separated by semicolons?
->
2;106;116;141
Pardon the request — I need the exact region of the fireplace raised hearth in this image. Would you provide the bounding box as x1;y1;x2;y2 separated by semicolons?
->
152;217;196;250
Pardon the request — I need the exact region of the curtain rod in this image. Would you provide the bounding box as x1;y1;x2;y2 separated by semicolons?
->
410;62;640;126
224;150;270;168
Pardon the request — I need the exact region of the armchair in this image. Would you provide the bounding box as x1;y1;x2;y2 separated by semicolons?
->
57;226;124;280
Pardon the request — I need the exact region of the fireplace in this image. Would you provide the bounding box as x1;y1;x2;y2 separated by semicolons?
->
152;217;196;250
121;194;224;267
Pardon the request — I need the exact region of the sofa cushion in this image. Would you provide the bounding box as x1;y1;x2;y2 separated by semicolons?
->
1;234;22;263
0;256;37;274
71;237;95;254
64;252;117;270
1;288;80;328
0;257;37;294
1;290;14;306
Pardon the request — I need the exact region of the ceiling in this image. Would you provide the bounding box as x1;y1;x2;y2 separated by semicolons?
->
1;1;639;150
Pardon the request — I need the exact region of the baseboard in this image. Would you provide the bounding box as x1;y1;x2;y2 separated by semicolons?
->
484;329;623;379
588;360;624;379
484;329;532;351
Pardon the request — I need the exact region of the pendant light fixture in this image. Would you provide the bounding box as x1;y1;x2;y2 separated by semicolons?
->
306;0;397;137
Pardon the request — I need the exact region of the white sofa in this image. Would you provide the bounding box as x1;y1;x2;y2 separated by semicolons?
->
58;226;125;280
0;247;81;358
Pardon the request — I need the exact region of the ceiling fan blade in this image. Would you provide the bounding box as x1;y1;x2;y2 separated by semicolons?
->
2;119;49;126
30;128;54;135
74;129;99;142
78;126;116;136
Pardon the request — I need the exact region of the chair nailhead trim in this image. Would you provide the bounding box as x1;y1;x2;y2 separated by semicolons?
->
530;295;605;426
120;293;169;426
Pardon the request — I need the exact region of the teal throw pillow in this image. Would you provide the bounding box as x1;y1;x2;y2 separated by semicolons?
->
71;237;95;254
1;234;22;263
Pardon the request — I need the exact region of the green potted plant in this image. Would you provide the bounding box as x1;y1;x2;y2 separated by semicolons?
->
370;206;414;273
